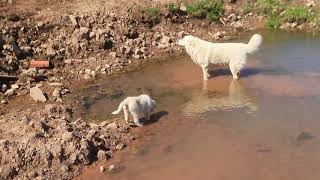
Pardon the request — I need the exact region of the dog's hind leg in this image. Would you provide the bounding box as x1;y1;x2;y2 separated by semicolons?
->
123;105;129;123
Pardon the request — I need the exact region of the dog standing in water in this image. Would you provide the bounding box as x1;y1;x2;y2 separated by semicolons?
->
111;94;156;127
177;34;263;80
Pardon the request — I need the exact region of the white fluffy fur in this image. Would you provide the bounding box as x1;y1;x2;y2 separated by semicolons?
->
111;94;156;127
177;34;263;80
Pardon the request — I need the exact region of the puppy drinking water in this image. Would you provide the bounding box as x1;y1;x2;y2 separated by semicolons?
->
177;34;263;80
111;94;156;127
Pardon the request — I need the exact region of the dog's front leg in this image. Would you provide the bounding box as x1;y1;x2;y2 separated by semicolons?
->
145;111;150;121
132;113;143;127
201;66;209;80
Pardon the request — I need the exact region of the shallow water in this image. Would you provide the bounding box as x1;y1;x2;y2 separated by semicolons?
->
78;31;320;180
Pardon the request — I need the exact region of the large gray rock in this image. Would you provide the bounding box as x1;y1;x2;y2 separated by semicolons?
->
30;87;47;102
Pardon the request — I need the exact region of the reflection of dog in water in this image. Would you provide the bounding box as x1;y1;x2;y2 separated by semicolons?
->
183;80;257;116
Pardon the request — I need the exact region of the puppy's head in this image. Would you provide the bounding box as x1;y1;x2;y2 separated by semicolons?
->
176;35;194;46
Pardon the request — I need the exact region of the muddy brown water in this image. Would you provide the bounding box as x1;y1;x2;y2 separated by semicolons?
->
77;31;320;180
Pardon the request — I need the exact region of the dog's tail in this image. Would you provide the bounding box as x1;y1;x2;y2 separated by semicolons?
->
247;34;263;54
111;100;126;115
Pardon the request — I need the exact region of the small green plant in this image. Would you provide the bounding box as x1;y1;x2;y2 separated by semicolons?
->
186;0;224;22
165;2;180;13
284;7;310;23
243;1;255;15
144;7;161;17
256;0;281;14
266;13;281;29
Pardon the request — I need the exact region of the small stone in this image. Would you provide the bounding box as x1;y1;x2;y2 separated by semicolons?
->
116;143;124;150
61;165;70;172
306;0;315;7
100;38;113;49
99;166;105;173
106;122;117;129
46;47;57;58
69;15;79;27
37;21;45;27
89;31;96;39
12;43;22;57
290;22;298;28
62;132;74;142
52;88;61;97
1;99;8;104
30;87;47;102
180;5;187;12
97;150;108;161
99;121;109;127
109;164;115;172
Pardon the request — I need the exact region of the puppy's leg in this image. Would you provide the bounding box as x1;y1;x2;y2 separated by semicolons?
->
145;111;150;121
132;113;143;127
123;105;129;123
201;65;209;80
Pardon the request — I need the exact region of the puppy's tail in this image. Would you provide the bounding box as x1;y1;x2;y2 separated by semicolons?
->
111;100;125;115
247;34;263;54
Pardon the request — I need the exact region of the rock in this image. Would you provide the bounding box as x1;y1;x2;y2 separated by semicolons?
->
97;150;108;161
180;5;187;12
228;13;237;22
99;38;113;49
109;164;115;172
110;52;117;58
89;31;96;39
79;27;90;34
160;35;172;45
306;0;315;7
296;132;314;142
99;121;109;127
12;43;22;57
30;87;47;102
290;22;298;28
69;15;79;27
0;36;4;50
99;166;105;173
21;46;33;56
106;122;117;129
61;165;70;172
62;132;74;142
4;84;19;96
46;47;57;58
52;88;61;97
116;143;124;150
1;99;8;104
231;21;243;31
37;21;45;27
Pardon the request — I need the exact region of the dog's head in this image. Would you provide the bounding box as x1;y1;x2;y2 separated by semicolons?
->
176;35;194;46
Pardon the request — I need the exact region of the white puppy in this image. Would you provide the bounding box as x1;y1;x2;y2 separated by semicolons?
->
177;34;263;80
111;94;156;127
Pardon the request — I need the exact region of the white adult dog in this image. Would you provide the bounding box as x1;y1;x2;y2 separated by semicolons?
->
177;34;263;80
111;94;156;127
